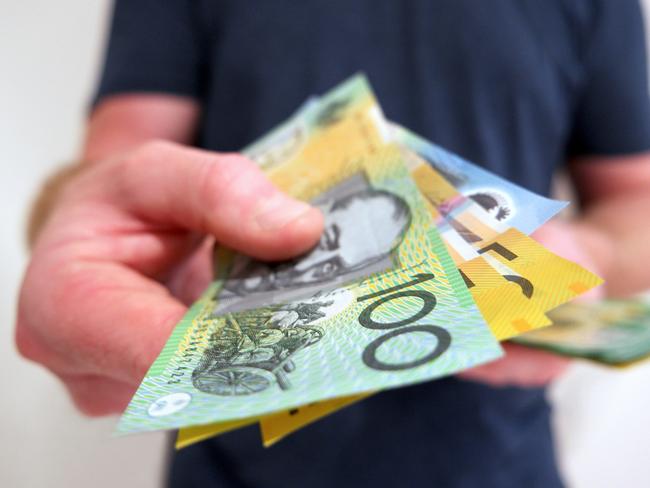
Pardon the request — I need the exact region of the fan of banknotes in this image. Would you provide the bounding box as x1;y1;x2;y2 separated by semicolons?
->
117;75;605;448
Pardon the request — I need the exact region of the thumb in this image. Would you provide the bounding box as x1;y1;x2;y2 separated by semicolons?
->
106;140;324;261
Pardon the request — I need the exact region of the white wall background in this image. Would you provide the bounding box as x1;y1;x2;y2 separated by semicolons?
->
1;1;650;487
0;2;166;488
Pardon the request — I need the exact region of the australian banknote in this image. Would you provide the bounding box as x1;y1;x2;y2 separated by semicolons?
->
393;124;568;235
119;78;502;435
119;147;501;432
515;297;650;366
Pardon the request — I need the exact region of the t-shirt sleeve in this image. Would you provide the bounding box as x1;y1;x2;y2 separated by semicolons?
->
568;0;650;157
94;0;206;105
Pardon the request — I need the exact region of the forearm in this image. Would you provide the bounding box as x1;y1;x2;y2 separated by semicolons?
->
574;193;650;297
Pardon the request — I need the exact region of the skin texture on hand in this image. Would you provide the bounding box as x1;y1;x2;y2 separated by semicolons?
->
15;140;323;415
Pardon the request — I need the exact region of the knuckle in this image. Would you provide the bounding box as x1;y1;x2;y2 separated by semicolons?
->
118;139;178;180
196;154;247;205
216;153;261;186
133;139;177;162
198;153;266;207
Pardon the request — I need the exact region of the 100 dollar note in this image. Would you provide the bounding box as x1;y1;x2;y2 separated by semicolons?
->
119;146;502;434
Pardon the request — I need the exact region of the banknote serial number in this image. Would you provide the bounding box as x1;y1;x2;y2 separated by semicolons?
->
356;273;451;371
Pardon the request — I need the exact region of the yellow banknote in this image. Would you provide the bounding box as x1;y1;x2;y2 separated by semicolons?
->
459;227;602;337
259;393;373;447
175;394;372;449
176;417;257;449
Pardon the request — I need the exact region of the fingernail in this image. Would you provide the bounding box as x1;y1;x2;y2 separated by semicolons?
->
254;193;313;231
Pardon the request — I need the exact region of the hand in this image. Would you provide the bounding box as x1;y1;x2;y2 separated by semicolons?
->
458;343;570;387
15;141;323;415
459;219;603;387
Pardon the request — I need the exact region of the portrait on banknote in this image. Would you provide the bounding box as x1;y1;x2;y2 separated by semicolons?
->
213;173;412;314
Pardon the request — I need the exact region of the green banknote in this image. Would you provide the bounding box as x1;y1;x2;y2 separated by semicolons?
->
515;298;650;365
117;77;502;433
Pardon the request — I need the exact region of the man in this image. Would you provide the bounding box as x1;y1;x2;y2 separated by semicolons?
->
16;1;650;486
217;174;412;313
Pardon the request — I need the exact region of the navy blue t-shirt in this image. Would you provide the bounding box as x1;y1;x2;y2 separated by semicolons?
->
96;1;650;487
